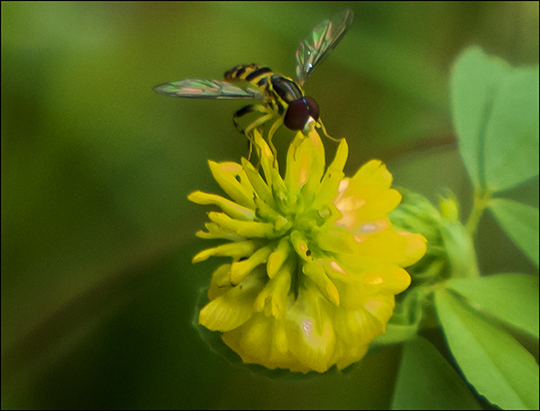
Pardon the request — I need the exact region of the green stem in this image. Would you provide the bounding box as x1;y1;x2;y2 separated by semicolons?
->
466;188;492;236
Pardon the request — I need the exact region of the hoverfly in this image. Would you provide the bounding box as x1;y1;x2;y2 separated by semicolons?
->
153;8;354;154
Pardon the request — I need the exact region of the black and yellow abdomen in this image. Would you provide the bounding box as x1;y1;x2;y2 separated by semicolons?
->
224;64;274;90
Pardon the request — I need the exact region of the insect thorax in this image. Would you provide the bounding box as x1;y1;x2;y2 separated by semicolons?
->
224;64;305;116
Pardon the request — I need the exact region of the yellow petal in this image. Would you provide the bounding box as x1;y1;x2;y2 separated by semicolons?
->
241;157;275;207
230;244;273;285
284;289;337;373
331;308;385;370
396;232;428;267
312;138;348;209
207;264;233;300
303;261;340;306
315;229;356;254
188;191;255;221
194;222;243;241
267;238;292;279
252;130;278;188
253;260;293;319
354;228;407;262
199;273;264;331
208;212;290;238
208;161;256;209
350;160;393;189
354;188;402;222
222;314;310;373
191;240;259;263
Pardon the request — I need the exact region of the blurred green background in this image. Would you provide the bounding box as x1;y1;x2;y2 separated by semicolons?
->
2;2;538;409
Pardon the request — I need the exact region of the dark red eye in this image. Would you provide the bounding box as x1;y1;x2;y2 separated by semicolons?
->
303;96;319;121
284;97;320;131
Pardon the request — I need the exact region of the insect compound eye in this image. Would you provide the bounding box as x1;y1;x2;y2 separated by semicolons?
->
303;96;319;121
284;100;308;131
284;97;320;131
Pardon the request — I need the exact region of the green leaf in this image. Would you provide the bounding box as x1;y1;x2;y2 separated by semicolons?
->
447;273;539;339
450;47;509;189
391;337;482;410
489;199;539;267
484;67;539;192
450;47;539;192
435;290;539;410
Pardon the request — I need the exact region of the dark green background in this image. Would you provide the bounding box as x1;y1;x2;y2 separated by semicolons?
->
2;2;538;409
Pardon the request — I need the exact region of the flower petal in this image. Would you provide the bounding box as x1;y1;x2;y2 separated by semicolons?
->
192;240;259;263
315;229;356;254
303;261;340;306
188;191;255;221
396;232;428;267
207;264;233;300
222;314;308;372
241;158;276;207
208;161;256;208
267;237;292;279
284;288;337;372
230;244;274;285
208;212;290;238
253;258;293;318
312;138;349;210
285;130;325;204
351;160;393;189
199;270;265;331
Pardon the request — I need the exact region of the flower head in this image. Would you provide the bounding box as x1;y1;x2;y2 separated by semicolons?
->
189;129;426;373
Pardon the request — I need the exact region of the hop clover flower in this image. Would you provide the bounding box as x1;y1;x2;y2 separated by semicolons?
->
188;129;426;373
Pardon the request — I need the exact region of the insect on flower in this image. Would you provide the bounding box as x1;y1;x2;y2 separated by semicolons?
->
153;8;354;154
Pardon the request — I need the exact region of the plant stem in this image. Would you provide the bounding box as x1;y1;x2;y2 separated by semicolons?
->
466;189;492;236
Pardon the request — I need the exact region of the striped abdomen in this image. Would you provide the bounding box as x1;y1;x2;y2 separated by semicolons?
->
224;64;274;91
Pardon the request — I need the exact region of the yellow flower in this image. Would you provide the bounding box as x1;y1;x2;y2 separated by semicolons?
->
189;129;426;373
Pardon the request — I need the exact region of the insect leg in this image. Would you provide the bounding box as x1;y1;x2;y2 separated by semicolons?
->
232;104;272;134
243;111;275;137
246;114;283;166
233;104;273;159
266;116;283;159
316;118;340;142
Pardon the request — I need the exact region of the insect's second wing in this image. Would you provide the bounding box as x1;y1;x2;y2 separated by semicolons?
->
153;79;265;99
295;8;354;86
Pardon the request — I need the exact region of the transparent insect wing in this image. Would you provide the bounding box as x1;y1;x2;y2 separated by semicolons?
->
153;79;264;99
295;8;354;86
